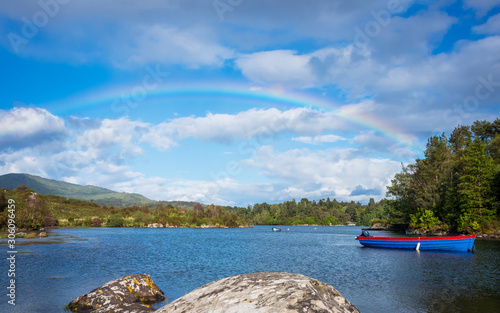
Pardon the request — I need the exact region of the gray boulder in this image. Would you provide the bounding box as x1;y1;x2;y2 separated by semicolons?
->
155;272;360;313
67;274;165;312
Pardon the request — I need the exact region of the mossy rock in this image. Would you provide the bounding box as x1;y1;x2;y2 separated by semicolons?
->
67;274;164;313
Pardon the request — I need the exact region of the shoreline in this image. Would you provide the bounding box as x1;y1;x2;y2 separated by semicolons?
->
2;224;499;240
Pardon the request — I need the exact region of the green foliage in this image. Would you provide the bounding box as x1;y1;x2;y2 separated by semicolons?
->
0;186;248;230
386;119;500;233
386;165;416;224
457;212;480;232
107;214;124;227
409;209;440;230
83;217;92;227
133;211;152;225
457;137;496;231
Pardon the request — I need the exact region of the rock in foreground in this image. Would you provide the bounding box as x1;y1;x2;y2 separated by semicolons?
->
156;272;360;313
67;274;165;313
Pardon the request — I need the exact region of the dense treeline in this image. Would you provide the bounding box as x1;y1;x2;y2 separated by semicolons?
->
386;119;500;234
234;197;389;226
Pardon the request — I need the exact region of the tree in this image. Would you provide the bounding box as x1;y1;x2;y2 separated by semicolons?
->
386;164;417;223
449;125;472;154
457;138;495;232
471;120;495;143
413;135;452;217
193;202;205;217
385;119;500;233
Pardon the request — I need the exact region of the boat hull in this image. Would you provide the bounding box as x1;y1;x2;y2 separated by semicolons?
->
357;234;476;252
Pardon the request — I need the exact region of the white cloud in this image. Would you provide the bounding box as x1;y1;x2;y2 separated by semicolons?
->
111;176;240;205
122;25;234;68
236;34;500;133
292;134;346;145
0;107;67;150
0;105;411;205
106;173;276;206
142;108;350;150
246;145;401;202
236;50;317;89
75;118;148;158
235;9;456;93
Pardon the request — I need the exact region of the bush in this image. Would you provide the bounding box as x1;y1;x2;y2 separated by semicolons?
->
410;209;440;230
91;217;101;227
44;216;58;227
107;214;124;227
457;213;480;233
133;211;152;225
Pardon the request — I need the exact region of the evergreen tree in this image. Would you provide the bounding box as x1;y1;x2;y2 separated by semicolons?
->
386;164;417;223
386;119;499;233
457;138;495;232
413;135;452;219
449;125;472;154
471;120;495;143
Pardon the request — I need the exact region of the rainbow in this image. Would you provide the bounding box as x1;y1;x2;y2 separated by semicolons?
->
45;82;421;153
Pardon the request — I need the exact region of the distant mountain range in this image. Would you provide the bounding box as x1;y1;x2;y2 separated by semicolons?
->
0;173;153;208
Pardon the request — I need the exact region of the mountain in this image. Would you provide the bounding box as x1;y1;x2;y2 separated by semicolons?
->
0;173;153;207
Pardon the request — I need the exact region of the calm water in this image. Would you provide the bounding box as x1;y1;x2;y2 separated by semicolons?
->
1;226;499;313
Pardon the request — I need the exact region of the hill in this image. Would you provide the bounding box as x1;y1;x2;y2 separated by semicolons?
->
0;173;153;207
0;187;248;230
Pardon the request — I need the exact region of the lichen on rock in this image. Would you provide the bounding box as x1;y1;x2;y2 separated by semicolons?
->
67;274;165;313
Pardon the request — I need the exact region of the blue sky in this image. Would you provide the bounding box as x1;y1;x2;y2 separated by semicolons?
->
1;0;499;206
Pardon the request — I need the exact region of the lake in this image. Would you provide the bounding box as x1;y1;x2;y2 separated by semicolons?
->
1;226;499;313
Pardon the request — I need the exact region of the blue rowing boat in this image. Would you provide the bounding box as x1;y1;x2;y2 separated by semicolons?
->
356;231;476;252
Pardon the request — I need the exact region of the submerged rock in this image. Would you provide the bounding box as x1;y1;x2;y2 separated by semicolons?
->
67;274;165;313
155;272;360;313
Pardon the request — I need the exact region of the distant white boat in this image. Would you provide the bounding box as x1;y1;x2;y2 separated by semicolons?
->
272;227;281;232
